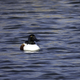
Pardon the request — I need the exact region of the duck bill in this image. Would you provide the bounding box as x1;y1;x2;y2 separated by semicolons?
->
35;39;39;42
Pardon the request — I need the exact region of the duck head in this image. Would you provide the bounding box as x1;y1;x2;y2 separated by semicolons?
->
26;34;39;44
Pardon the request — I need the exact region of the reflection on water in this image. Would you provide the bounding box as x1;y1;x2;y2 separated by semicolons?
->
0;0;80;80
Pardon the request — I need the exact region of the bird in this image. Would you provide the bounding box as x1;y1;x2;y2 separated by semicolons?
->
20;34;40;51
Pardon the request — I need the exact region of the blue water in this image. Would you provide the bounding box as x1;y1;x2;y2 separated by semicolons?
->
0;0;80;80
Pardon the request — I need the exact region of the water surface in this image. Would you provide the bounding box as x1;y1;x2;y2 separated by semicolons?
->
0;0;80;80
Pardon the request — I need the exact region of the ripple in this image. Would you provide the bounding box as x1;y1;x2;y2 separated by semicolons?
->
0;60;11;63
69;1;80;4
4;25;21;30
38;71;61;79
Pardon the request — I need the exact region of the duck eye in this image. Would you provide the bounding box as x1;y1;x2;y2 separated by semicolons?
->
30;36;32;37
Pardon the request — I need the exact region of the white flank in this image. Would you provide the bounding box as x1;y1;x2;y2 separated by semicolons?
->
23;43;40;51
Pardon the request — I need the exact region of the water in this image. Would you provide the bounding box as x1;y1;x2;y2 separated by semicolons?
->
0;0;80;80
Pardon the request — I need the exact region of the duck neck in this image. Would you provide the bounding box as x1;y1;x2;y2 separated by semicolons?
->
25;40;35;44
28;41;35;44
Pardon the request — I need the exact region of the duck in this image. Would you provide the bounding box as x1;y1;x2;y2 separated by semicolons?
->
20;34;40;51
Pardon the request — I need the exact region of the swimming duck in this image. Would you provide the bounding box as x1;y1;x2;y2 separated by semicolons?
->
20;34;40;51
